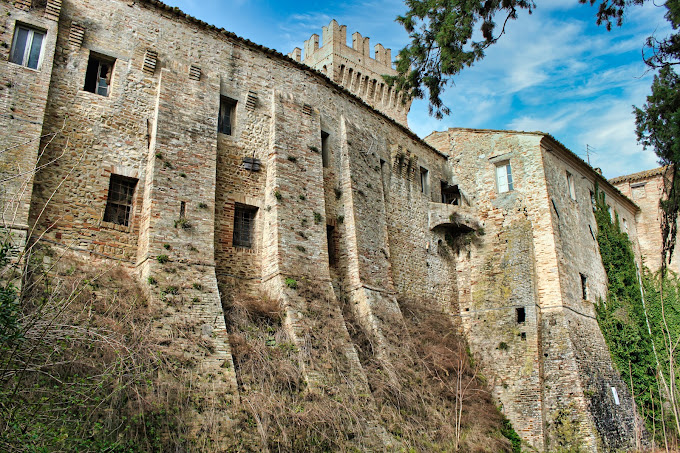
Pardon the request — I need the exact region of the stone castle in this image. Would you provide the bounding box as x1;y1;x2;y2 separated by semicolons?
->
0;0;670;450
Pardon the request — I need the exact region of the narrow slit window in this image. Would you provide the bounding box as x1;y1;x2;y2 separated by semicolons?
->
495;161;513;193
84;53;115;96
516;307;526;324
590;190;596;211
10;24;45;70
420;167;429;194
233;204;257;248
180;201;186;219
103;174;137;226
218;96;237;135
327;225;336;266
567;171;576;200
581;273;588;300
321;131;330;168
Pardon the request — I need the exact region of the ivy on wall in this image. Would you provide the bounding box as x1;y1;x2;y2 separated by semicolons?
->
594;187;680;441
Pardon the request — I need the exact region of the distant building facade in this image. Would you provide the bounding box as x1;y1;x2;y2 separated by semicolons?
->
611;167;680;273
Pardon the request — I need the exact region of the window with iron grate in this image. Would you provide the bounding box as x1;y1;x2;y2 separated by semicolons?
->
103;174;137;226
233;205;257;248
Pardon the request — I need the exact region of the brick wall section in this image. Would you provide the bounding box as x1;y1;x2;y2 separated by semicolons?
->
426;128;642;451
0;1;59;256
612;168;679;273
541;141;640;450
427;130;549;449
137;66;238;442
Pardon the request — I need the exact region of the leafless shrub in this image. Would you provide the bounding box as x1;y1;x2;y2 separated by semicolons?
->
0;248;198;452
341;292;513;452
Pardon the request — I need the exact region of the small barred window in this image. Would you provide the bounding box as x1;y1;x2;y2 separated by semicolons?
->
103;174;137;226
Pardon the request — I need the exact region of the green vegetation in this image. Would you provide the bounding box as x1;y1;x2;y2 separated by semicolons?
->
593;188;680;443
156;254;169;264
0;234;20;345
635;65;680;269
0;245;198;452
284;277;298;289
391;0;662;119
174;218;191;229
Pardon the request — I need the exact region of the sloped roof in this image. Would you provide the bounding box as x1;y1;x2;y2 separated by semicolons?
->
136;0;446;158
431;127;639;213
609;166;666;185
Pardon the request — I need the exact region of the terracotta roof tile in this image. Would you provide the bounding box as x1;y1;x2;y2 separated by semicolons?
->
435;127;639;212
609;166;666;185
136;0;446;158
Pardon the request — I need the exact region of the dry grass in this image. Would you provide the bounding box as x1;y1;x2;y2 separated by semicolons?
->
341;293;514;452
1;241;516;452
0;248;198;452
222;288;378;452
222;282;515;452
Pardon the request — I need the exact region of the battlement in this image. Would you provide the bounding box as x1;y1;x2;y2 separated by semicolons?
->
288;19;411;127
288;20;393;69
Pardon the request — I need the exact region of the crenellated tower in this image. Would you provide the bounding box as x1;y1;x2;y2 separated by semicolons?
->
288;20;412;127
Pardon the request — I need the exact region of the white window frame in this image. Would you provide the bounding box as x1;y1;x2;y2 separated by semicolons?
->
495;161;513;193
9;24;46;70
566;171;576;200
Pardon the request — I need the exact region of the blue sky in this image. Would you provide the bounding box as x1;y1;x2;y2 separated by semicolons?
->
162;0;671;178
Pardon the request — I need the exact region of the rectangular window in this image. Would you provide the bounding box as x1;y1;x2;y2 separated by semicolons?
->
516;307;526;324
631;183;646;200
326;225;336;266
218;96;237;135
10;25;45;70
233;205;257;248
321;131;330;168
580;273;588;300
495;162;513;193
622;217;628;232
179;201;186;220
84;53;115;96
420;167;429;194
103;174;137;226
567;171;576;200
441;182;461;205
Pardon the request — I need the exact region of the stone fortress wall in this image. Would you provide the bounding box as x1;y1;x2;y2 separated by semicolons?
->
0;0;654;450
611;166;680;274
426;129;641;450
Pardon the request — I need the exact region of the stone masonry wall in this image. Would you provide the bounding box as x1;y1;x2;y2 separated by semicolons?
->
541;140;640;450
1;0;60;258
612;169;679;273
427;129;548;450
426;128;642;451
